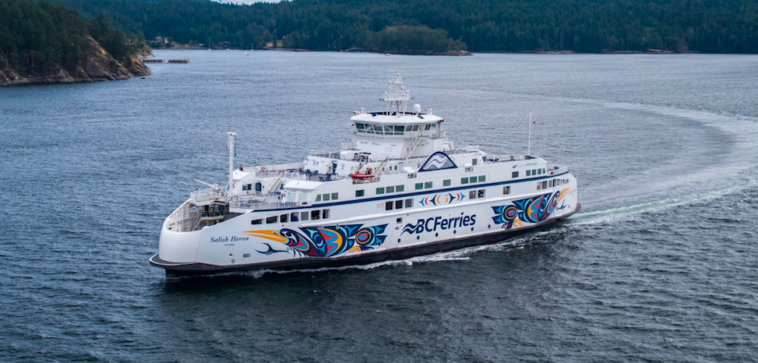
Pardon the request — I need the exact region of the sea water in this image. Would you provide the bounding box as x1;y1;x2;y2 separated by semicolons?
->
1;51;757;362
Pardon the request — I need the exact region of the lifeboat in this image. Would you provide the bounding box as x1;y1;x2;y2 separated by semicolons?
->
349;172;375;179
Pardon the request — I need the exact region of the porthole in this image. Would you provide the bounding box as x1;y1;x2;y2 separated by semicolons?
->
453;230;457;234
488;224;491;228
471;227;474;231
397;239;401;243
416;236;420;240
435;233;438;237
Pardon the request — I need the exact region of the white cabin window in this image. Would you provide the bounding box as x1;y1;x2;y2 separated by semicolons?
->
443;179;451;187
251;219;262;225
461;177;469;185
385;201;393;211
415;183;423;190
331;192;338;200
298;193;308;202
316;194;322;202
512;171;519;178
478;175;486;182
280;214;288;223
323;193;330;201
322;209;330;219
424;181;433;189
386;186;395;193
405;198;413;208
395;200;403;209
301;212;309;221
266;216;277;224
311;210;321;220
526;170;531;177
396;185;405;192
286;193;296;202
469;190;477;199
503;186;511;195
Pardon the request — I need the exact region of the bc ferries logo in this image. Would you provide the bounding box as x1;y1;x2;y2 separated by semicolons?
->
419;152;457;172
401;214;477;235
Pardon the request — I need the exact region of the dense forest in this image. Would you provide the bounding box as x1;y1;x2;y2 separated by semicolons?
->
55;0;758;54
0;0;147;79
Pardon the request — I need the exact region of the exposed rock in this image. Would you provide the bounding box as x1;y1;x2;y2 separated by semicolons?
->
0;36;151;86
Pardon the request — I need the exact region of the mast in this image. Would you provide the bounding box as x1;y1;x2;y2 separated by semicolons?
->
381;71;410;114
227;132;237;198
527;112;533;155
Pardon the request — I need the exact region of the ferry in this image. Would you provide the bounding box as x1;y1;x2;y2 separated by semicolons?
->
149;73;580;275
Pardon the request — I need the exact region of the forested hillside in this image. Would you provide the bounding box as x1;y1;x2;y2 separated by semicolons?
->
0;0;149;85
57;0;758;54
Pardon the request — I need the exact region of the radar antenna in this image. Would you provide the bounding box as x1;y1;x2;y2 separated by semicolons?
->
381;71;411;114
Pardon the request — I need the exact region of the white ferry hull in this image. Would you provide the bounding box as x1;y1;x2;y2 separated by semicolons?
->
151;185;580;276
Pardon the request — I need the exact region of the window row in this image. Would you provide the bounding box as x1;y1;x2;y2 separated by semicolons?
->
315;192;339;202
242;183;259;191
415;181;434;190
250;209;331;225
354;123;436;135
375;184;405;195
385;198;415;211
469;189;486;199
461;175;486;185
536;178;570;191
526;168;547;177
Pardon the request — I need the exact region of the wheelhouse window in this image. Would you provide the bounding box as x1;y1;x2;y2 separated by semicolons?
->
478;175;486;182
386;186;395;193
424;181;433;189
396;185;405;192
415;183;423;190
512;171;519;178
331;192;338;200
443;179;451;187
376;187;385;195
461;177;469;185
356;190;365;197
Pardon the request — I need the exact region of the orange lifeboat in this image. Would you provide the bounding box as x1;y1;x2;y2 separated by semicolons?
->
349;172;375;179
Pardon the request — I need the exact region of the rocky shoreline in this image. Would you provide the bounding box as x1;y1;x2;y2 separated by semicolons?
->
0;37;151;86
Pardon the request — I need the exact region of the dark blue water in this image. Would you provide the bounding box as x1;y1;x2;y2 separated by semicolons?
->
1;51;757;362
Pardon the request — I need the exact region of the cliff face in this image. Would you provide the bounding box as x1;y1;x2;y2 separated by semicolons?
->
0;37;150;86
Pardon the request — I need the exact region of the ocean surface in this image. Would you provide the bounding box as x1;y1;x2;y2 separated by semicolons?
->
1;50;757;362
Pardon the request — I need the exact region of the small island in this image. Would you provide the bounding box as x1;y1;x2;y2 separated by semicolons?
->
0;0;150;86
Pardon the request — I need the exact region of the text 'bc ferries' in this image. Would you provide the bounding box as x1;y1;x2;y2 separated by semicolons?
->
150;73;580;275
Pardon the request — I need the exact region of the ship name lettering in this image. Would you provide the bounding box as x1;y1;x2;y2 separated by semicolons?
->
402;214;477;235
